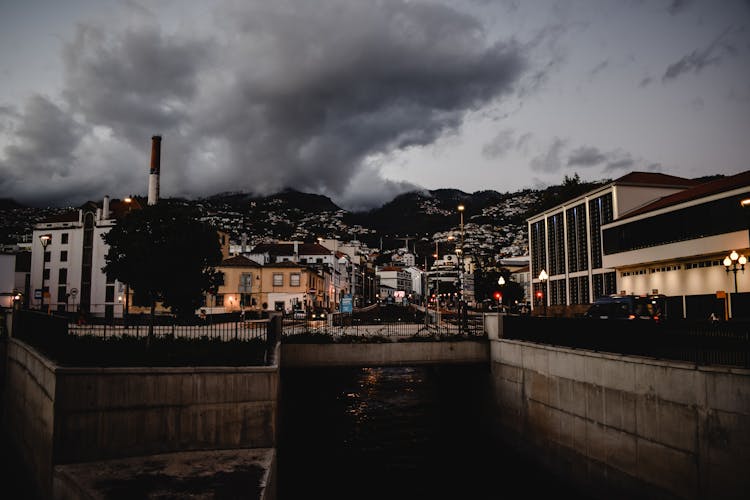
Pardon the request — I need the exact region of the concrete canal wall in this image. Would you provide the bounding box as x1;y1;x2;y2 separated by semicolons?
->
486;315;750;499
1;338;280;499
281;340;489;367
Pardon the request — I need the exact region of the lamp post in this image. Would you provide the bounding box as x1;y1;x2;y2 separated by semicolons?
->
457;204;465;329
538;269;548;316
123;196;133;328
723;250;746;294
497;276;505;311
39;234;51;313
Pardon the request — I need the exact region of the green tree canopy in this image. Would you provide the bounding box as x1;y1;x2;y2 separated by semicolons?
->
102;203;223;322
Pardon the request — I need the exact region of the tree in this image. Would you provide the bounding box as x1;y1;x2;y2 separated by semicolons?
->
102;203;223;341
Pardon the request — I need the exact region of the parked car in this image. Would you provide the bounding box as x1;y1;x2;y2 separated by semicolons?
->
292;309;306;320
584;294;666;320
308;308;328;321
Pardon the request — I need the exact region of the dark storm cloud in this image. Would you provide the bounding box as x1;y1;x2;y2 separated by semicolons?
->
0;95;143;206
482;129;516;159
1;0;527;208
567;146;607;167
61;23;212;147
199;0;525;201
530;137;566;173
662;27;738;81
566;145;639;173
667;0;693;15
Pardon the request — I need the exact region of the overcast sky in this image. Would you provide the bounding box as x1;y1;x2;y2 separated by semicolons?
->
1;0;748;210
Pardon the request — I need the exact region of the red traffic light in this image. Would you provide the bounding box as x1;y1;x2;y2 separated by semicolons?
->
536;291;543;299
493;291;501;300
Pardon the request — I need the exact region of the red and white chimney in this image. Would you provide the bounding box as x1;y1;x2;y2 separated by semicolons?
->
147;135;162;206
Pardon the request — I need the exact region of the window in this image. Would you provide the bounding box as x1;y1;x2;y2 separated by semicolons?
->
44;251;51;263
273;273;283;286
290;273;301;287
239;273;252;292
60;250;68;262
566;203;588;272
57;286;67;302
530;220;546;277
603;192;750;255
61;233;69;244
215;294;224;306
43;269;50;280
215;272;225;286
105;285;115;302
547;212;565;276
589;193;613;269
58;268;67;284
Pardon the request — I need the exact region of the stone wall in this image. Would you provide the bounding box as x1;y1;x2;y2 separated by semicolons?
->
489;337;750;499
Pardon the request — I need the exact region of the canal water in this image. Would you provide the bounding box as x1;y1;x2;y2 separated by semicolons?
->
278;364;594;500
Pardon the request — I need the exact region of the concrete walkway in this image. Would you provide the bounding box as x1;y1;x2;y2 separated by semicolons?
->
53;448;275;499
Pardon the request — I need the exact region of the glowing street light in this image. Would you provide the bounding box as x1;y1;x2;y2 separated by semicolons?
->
724;250;746;294
538;269;548;316
39;234;51;313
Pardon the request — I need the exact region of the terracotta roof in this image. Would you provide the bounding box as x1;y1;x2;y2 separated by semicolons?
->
220;255;261;267
249;243;331;256
612;171;701;189
618;170;750;220
266;261;306;268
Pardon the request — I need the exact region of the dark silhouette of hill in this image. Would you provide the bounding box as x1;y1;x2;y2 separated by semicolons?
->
0;198;25;209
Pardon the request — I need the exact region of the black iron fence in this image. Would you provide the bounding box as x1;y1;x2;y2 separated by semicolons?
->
69;319;268;342
503;316;750;368
9;308;279;366
283;311;485;339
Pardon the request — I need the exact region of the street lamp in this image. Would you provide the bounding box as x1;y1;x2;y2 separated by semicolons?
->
457;204;465;328
495;275;506;310
538;269;548;316
723;250;746;294
39;234;51;313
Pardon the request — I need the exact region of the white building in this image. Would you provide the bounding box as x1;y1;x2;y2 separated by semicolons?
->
30;197;140;319
526;170;750;319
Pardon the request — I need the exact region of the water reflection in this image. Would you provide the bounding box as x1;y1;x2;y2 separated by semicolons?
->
278;365;591;500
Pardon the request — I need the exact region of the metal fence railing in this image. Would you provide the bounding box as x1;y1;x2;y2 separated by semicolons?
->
502;316;750;368
68;320;268;342
282;313;486;339
8;308;280;366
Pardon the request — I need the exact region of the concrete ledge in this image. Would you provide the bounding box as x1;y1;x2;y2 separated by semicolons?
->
280;340;489;367
53;448;276;500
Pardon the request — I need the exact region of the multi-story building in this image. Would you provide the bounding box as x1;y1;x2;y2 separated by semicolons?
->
526;170;750;318
30;197;141;319
207;256;329;314
601;170;750;319
206;254;263;313
375;265;413;303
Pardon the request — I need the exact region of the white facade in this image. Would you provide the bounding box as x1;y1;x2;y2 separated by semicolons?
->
526;170;750;318
526;172;698;311
30;201;125;318
0;254;16;308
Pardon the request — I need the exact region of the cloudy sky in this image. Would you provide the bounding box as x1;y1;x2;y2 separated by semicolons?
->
0;0;748;210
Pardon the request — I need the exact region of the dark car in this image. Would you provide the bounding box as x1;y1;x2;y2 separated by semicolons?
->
584;294;666;320
308;308;328;321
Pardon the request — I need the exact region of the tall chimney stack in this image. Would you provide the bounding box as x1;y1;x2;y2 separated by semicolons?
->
147;135;162;206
